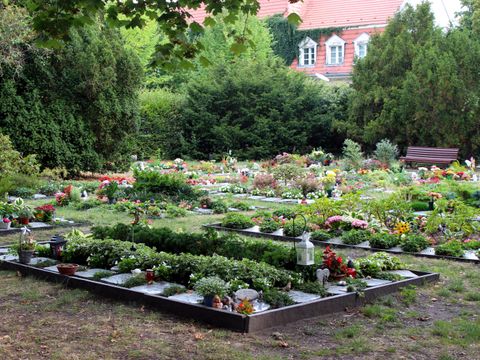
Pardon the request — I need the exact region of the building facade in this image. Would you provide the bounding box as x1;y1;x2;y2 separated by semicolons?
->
188;0;461;81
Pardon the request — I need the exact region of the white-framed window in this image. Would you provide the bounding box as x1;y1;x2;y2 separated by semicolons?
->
354;33;370;59
298;37;317;67
325;34;345;65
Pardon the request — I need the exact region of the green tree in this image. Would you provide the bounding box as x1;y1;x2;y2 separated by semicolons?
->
0;6;143;173
344;3;480;157
25;0;302;68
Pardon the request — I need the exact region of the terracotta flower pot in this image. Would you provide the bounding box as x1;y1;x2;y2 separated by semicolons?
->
57;263;79;276
18;217;30;225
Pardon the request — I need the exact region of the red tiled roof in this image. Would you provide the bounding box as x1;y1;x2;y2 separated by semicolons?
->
298;0;405;30
187;0;289;24
187;0;404;29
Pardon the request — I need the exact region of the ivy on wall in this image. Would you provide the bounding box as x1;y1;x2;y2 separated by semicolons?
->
265;14;343;65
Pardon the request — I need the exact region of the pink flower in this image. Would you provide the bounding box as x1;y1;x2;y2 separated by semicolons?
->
2;218;11;223
325;215;343;226
351;219;368;229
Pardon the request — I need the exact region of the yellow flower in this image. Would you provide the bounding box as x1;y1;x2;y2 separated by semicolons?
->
394;221;410;234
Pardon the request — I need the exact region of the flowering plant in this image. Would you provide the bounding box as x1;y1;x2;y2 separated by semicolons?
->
236;299;254;315
35;204;56;214
393;221;410;235
2;218;11;223
322;246;356;278
55;192;69;206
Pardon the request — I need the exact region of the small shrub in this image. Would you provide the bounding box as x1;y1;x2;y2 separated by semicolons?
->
374;139;398;167
263;289;295;309
272;207;296;219
259;218;280;233
92;270;115;280
161;285;186;297
221;213;254;229
462;239;480;250
211;200;229;214
342;139;364;170
194;276;228;297
411;201;430;211
341;230;372;245
166;204;187;218
295;282;327;296
252;173;276;189
283;220;304;237
400;234;429;253
310;230;332;241
368;233;399;249
123;274;148;288
435;241;464;257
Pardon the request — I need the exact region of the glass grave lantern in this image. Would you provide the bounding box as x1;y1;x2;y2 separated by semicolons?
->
293;214;315;266
49;234;67;260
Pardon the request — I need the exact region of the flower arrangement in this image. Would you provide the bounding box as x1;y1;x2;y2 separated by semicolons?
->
322;246;356;278
34;204;56;222
236;299;254;315
325;215;343;229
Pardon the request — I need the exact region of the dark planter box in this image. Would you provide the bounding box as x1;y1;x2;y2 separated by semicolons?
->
0;259;438;333
204;223;480;264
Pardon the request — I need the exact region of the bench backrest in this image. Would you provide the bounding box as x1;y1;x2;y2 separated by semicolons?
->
405;146;459;159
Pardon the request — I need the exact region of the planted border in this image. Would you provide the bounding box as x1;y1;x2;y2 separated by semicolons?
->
204;223;480;264
0;259;438;332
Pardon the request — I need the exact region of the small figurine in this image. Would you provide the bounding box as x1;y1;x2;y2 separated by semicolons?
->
212;295;223;309
316;268;330;286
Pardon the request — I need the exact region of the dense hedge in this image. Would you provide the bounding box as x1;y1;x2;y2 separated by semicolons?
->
91;224;296;269
0;7;142;174
63;233;298;290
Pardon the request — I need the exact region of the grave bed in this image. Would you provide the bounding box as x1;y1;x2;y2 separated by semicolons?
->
204;223;480;264
0;258;438;333
0;220;86;236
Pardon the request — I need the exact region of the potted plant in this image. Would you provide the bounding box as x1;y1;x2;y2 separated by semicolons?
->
0;217;11;230
56;263;79;276
18;228;36;264
13;198;33;225
194;276;228;307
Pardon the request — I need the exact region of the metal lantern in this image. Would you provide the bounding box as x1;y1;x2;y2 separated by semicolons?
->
296;233;315;266
49;234;67;260
293;214;315;266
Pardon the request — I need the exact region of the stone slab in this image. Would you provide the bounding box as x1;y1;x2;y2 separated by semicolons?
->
463;250;479;260
388;246;403;253
386;270;418;278
235;289;258;301
244;226;261;233
102;273;133;285
248;196;265;200
356;241;371;248
193;208;214;215
0;254;18;261
26;222;51;229
326;238;344;245
75;268;113;279
288;290;322;303
326;285;348;295
168;291;203;304
419;247;436;256
29;257;54;265
252;300;270;313
364;278;393;287
130;281;183;296
44;265;59;273
261;197;283;203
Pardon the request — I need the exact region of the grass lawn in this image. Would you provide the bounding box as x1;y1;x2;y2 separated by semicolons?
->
0;200;479;359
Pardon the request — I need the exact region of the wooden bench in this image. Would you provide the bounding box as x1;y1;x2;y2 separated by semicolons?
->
400;146;459;166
